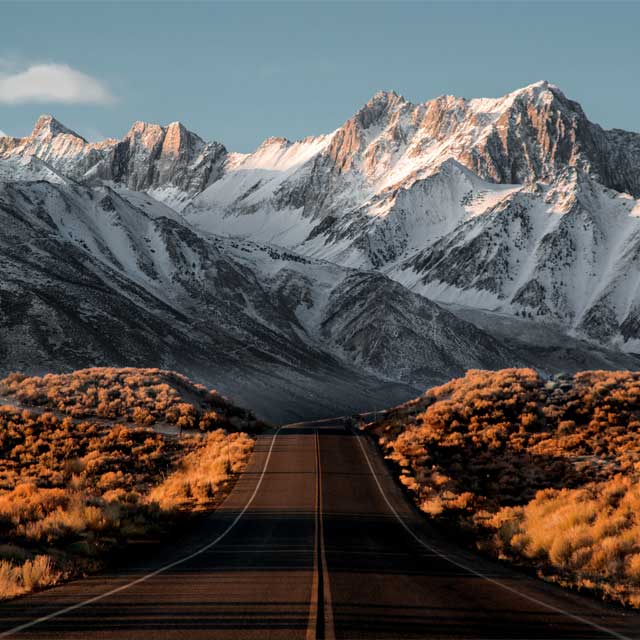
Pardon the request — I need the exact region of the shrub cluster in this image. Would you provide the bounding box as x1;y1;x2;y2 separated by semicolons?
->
370;368;640;607
0;407;177;492
0;368;258;600
0;367;257;432
149;430;254;510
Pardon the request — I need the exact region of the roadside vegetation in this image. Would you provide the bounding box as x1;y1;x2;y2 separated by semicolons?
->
0;367;257;432
0;368;260;600
369;368;640;607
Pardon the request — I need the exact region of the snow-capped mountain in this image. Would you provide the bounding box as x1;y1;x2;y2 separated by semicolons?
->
0;116;227;208
0;165;524;419
0;81;639;418
180;81;640;350
392;167;640;350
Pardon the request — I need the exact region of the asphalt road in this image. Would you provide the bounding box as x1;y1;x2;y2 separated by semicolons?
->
0;422;639;639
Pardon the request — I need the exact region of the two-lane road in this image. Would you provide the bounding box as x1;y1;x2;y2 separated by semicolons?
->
0;422;638;639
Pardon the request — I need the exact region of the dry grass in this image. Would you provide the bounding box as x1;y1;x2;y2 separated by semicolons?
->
0;556;59;599
150;430;254;509
370;369;640;607
0;368;260;600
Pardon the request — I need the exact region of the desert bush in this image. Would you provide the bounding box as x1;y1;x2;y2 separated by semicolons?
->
0;555;59;599
370;369;640;607
0;367;258;432
149;430;254;509
0;368;258;600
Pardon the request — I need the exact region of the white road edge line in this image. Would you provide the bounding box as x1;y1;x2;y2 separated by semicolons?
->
0;427;283;639
354;431;634;640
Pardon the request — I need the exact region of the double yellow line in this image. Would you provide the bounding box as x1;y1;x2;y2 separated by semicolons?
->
306;428;335;640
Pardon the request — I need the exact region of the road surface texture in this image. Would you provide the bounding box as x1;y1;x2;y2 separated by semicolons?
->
0;421;639;639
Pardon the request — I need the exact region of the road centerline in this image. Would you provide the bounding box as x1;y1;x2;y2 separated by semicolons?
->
306;428;335;640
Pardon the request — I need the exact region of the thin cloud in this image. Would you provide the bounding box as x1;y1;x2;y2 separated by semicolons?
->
0;62;115;105
0;129;7;137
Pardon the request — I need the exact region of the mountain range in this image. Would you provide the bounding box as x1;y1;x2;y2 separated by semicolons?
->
1;81;638;419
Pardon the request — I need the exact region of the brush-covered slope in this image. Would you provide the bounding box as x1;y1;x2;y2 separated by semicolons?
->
0;367;255;600
369;369;640;607
0;367;257;430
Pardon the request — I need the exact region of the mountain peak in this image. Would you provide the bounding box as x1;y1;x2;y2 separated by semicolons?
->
522;79;553;91
355;90;407;130
365;90;406;109
509;80;568;106
31;115;85;142
258;136;291;149
371;89;402;101
125;120;205;148
126;120;164;138
162;121;205;156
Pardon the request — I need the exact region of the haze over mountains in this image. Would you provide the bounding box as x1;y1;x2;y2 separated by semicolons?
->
1;81;639;419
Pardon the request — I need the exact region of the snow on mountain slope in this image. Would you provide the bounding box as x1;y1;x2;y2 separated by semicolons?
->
0;154;70;184
0;116;115;181
392;169;640;349
183;81;640;265
0;116;227;208
296;159;523;268
188;133;336;245
2;81;640;355
0;163;534;418
183;83;640;350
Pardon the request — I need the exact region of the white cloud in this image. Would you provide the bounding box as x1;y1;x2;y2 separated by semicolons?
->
0;129;7;137
0;63;115;105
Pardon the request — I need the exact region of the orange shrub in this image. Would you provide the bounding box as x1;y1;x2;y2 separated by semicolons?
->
370;369;640;607
0;367;260;601
0;367;258;432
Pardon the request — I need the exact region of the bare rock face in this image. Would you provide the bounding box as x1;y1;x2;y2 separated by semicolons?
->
455;82;640;196
0;115;227;202
0;115;114;180
326;90;409;174
318;81;640;196
104;121;227;195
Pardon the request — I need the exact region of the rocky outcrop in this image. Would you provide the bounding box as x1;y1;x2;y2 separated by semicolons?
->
0;116;227;201
100;121;227;195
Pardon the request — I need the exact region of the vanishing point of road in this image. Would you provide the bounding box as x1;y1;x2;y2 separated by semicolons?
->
0;421;639;639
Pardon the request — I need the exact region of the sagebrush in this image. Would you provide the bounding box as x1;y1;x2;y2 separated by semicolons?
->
370;368;640;607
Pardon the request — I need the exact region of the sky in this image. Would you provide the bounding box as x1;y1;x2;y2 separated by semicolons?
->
0;0;638;152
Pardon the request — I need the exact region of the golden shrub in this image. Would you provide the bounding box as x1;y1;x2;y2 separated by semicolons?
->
371;369;640;607
0;367;260;601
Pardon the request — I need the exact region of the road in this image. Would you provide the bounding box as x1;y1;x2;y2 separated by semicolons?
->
0;421;639;639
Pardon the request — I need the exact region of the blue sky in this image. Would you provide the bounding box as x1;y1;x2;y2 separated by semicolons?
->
0;1;638;151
